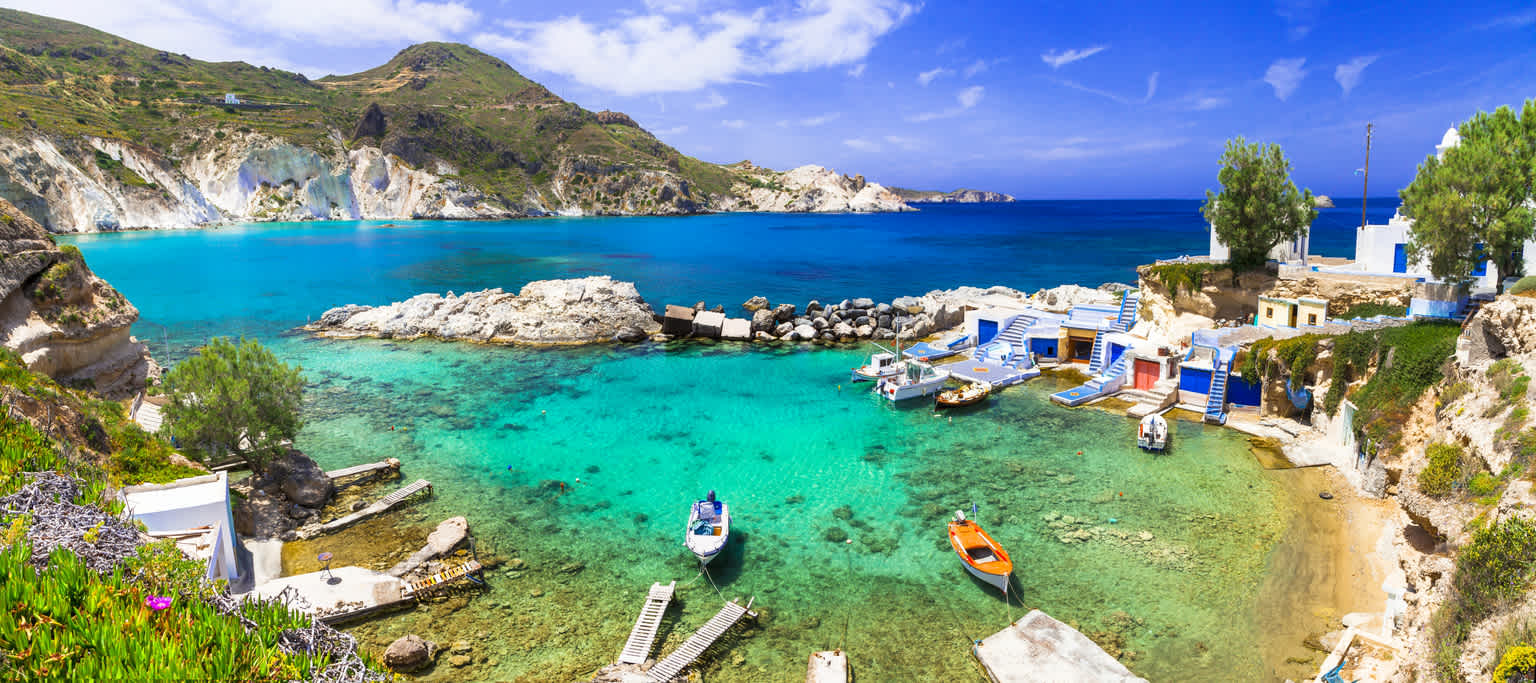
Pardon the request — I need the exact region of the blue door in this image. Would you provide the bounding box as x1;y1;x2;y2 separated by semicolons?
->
977;319;998;345
1473;243;1488;277
1392;244;1408;273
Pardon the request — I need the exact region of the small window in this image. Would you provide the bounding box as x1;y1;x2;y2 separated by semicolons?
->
1265;306;1273;318
1308;314;1317;325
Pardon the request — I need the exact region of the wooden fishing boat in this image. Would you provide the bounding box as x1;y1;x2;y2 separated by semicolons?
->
935;381;991;409
947;510;1012;594
684;491;730;565
1137;413;1169;452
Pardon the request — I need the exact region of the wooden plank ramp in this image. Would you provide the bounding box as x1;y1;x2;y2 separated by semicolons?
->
301;479;432;538
325;460;397;480
646;598;754;682
402;559;483;598
618;581;676;665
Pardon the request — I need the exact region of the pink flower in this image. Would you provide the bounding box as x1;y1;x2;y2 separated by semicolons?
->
145;595;173;611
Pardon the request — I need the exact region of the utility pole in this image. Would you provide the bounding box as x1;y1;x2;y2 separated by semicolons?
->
1360;123;1373;229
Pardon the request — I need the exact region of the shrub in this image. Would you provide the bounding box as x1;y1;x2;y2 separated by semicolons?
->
1468;472;1500;497
1434;517;1536;681
1144;261;1229;296
1511;276;1536;296
1496;646;1536;683
1337;302;1408;320
1419;442;1464;497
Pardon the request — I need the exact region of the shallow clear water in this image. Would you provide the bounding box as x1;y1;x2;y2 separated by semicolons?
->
57;204;1379;681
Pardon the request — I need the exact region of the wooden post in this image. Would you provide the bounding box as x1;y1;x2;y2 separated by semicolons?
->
1360;123;1373;230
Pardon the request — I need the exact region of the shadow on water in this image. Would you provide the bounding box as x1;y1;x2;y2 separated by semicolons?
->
699;531;748;591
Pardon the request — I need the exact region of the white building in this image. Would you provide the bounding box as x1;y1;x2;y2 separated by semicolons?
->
121;472;242;583
1353;127;1536;290
1208;223;1310;265
223;93;240;105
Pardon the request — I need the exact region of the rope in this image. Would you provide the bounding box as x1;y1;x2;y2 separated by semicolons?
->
700;565;727;604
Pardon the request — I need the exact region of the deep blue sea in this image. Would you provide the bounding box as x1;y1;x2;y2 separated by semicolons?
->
59;200;1394;682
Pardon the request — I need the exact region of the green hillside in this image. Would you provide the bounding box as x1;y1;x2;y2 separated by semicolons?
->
0;8;736;210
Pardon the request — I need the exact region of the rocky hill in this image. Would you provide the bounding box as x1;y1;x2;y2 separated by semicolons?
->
0;9;1006;231
0;196;151;396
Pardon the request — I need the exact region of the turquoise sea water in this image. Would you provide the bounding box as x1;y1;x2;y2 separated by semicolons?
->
59;204;1377;681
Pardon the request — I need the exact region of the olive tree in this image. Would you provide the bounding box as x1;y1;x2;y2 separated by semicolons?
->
162;337;304;472
1403;100;1536;290
1201;137;1318;271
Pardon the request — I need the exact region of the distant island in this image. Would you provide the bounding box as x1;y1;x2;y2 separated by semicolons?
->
891;188;1017;203
1315;195;1335;208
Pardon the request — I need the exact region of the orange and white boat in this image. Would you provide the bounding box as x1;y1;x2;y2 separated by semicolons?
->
947;510;1013;594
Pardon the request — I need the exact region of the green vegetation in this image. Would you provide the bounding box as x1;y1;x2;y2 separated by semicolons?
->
1238;333;1326;384
163;338;303;472
1330;322;1461;451
0;9;749;214
1200;137;1317;271
1336;302;1408;320
1419;442;1466;497
1511;276;1536;297
1144;261;1229;296
1495;646;1536;683
1433;517;1536;682
1403;99;1536;291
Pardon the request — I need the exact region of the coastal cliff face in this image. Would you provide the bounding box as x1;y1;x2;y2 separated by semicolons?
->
895;187;1017;203
0;197;151;397
714;163;913;213
307;276;661;345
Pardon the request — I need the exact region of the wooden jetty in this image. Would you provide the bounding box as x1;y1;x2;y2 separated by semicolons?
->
300;479;432;538
646;598;756;682
325;458;401;490
806;650;848;683
618;581;676;665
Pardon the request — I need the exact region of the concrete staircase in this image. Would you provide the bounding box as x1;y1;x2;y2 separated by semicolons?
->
1114;290;1140;331
1204;358;1229;425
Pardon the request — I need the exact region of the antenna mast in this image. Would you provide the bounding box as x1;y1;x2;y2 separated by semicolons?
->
1360;123;1373;229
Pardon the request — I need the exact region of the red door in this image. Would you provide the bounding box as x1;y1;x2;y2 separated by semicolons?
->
1134;359;1159;390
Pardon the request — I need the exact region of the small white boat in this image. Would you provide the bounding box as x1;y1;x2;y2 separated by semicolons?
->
876;361;950;401
1138;413;1169;452
685;491;730;565
851;350;903;383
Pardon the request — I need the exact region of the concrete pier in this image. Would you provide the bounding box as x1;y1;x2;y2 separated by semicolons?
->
973;610;1147;683
806;650;848;683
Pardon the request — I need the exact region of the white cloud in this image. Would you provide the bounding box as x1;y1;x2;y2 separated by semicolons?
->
1478;9;1536;30
963;59;991;78
1334;55;1377;95
844;138;881;152
848;63;867;77
1144;72;1159;102
800;112;842;126
721;119;747;129
1041;46;1107;69
696;91;729;110
475;0;917;95
1275;0;1326;40
1015;137;1188;161
917;67;953;86
654;125;689;136
884;135;922;150
1191;96;1229;110
909;85;984;122
1264;58;1308;100
644;0;702;12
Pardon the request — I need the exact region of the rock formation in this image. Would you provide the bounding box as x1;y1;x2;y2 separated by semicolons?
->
716;164;913;213
388;516;469;577
896;188;1017;203
307;276;662;345
383;635;437;673
0;197;152;397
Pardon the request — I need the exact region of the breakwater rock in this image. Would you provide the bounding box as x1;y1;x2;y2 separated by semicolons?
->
307;276;661;345
658;287;986;343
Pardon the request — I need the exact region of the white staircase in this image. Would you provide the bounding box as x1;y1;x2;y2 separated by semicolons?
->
619;581;676;665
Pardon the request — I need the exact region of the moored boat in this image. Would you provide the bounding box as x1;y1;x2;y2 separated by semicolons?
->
876;361;950;401
685;491;730;565
851;350;903;383
947;510;1012;594
1137;413;1169;452
935;380;991;409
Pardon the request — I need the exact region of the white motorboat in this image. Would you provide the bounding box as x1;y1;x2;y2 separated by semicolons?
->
684;491;730;565
876;361;950;401
851;350;903;383
1138;413;1169;452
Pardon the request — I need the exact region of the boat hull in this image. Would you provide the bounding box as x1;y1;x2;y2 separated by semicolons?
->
685;500;730;565
1137;415;1169;452
948;518;1013;596
851;366;900;383
961;562;1011;594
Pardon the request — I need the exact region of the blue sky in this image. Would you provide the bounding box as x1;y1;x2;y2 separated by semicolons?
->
7;0;1534;198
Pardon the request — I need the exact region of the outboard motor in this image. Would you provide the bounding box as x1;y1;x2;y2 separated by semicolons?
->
707;490;716;502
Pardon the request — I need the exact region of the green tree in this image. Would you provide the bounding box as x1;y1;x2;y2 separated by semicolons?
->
162;337;304;472
1403;100;1536;290
1201;137;1318;271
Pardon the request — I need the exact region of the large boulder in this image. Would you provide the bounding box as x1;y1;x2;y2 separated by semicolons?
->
691;310;725;338
792;324;818;341
720;318;751;340
389;516;469;577
772;303;797;322
661;304;696;337
751;308;777;333
742;296;769;312
383;635;436;672
254;450;335;509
